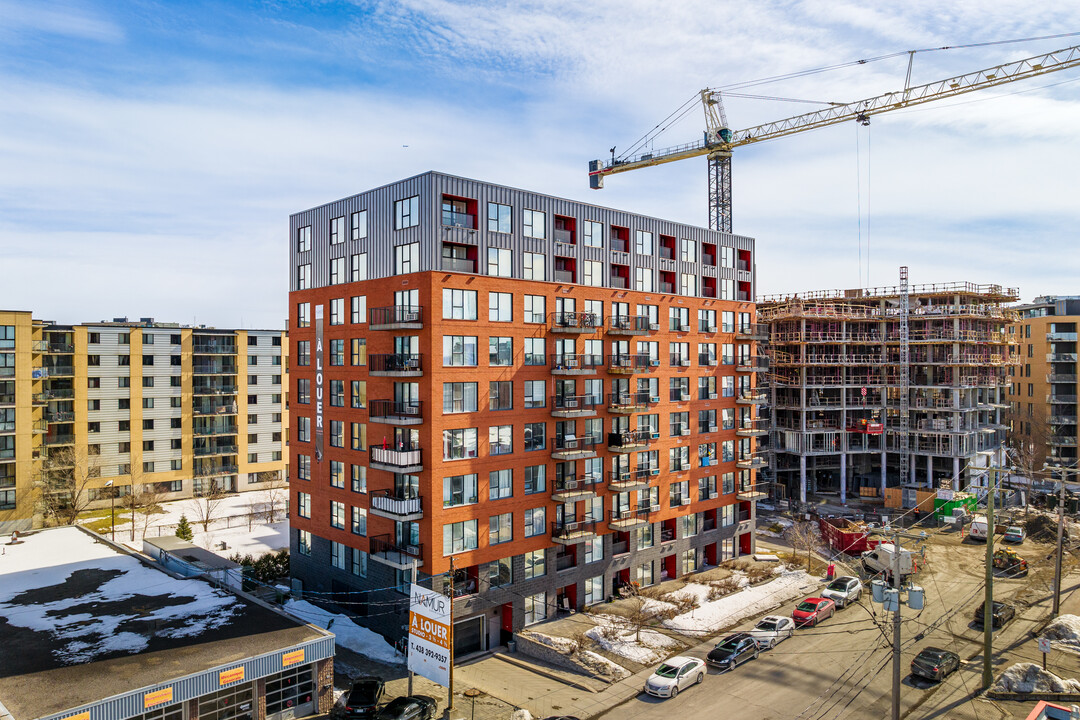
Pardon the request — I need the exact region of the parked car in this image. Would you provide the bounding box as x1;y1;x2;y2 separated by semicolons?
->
821;576;863;608
643;656;706;698
706;633;759;669
910;646;961;682
344;677;386;719
1003;526;1026;544
748;615;796;649
973;601;1016;629
374;696;438;720
793;597;836;627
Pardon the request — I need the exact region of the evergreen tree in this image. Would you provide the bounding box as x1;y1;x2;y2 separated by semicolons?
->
175;514;194;541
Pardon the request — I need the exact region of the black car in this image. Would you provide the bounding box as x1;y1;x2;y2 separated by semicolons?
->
973;601;1016;629
910;647;961;682
374;696;438;720
706;632;759;669
344;677;385;719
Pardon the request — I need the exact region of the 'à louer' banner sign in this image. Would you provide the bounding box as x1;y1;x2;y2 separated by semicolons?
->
408;584;450;687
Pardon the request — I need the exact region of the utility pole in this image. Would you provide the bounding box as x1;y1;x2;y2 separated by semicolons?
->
982;446;1003;689
448;556;456;712
1048;462;1074;617
891;527;902;720
407;558;417;696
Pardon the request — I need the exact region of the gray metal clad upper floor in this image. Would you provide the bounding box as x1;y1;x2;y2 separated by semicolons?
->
289;171;755;297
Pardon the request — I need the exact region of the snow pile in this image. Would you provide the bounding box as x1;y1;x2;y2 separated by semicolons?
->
577;649;631;680
585;614;680;664
650;570;818;636
1043;615;1080;654
521;630;579;653
510;709;533;720
284;600;402;664
992;663;1080;694
0;527;242;664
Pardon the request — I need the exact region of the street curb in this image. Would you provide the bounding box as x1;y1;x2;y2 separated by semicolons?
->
493;652;600;693
985;690;1080;701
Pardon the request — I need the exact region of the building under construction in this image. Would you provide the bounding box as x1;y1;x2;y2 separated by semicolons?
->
757;278;1019;506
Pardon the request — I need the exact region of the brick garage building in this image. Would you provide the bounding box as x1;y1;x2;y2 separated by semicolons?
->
288;172;764;652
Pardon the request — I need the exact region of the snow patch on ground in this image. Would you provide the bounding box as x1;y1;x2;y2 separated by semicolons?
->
1043;614;1080;654
585;614;680;665
656;571;818;636
284;600;402;664
522;630;578;654
577;649;631;680
993;663;1080;694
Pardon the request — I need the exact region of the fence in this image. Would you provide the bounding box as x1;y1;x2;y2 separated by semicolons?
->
152;503;289;538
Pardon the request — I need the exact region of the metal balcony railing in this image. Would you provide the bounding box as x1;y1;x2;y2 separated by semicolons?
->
551;519;597;540
608;315;651;334
370;491;423;517
552;435;600;452
369;353;423;374
369;534;423;561
369;306;423;328
610;507;653;523
369;400;423;420
552;394;601;412
608;354;651;372
370;445;423;468
608;391;655;409
550;311;602;331
194;444;238;456
193;343;237;355
552;354;604;370
607;429;652;449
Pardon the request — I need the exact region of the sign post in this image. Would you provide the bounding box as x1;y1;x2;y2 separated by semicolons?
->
408;584;451;689
1038;637;1051;670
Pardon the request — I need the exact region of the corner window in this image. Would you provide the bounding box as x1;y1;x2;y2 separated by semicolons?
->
297;225;311;252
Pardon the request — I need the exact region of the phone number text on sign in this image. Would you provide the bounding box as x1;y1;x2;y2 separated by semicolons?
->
411;639;448;665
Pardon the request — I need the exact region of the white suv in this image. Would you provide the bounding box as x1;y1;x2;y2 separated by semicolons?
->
821;576;863;608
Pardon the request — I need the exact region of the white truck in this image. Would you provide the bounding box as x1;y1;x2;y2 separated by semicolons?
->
861;543;915;581
969;515;989;541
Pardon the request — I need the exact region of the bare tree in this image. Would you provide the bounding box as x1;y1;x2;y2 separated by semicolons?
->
258;471;288;523
1006;405;1061;493
785;520;823;572
125;482;166;540
623;594;658;642
187;481;229;532
36;445;102;526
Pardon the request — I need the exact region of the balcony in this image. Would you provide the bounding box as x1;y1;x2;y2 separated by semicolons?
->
607;391;656;413
369;306;423;330
1048;373;1078;384
193;383;238;396
551;354;603;375
194;463;239;477
554;228;575;244
554;270;575;283
737;357;768;373
551;476;597;502
194;423;238;436
192;361;237;375
608;468;653;492
1050;415;1079;426
737;456;768;470
549;312;602;334
0;367;15;378
43;434;76;447
45;365;75;378
442;210;476;229
369;491;424;521
193;343;236;355
44;410;75;423
370;445;423;473
193;400;238;416
194;444;239;457
608;354;652;374
737;426;769;437
369;534;424;569
607;429;652;453
1047;353;1079;364
442;256;476;273
551;434;599;460
45;342;74;354
1048;332;1079;342
609;276;628;289
1047;435;1078;447
1049;395;1079;405
736;392;768;405
369;400;423;425
551;394;600;417
609;507;653;530
608;315;651;336
34;389;74;403
369;353;423;377
739;324;768;341
551;519;597;545
697;354;718;367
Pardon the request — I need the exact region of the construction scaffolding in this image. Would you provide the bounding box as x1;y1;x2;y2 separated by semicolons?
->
757;279;1020;506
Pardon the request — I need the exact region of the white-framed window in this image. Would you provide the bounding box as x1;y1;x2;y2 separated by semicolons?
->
330;216;346;244
394;195;420;229
524;549;546;578
585;576;604;605
583;260;602;287
683;548;698;574
681;238;697;263
584;536;603;564
443;382;478;413
490;292;512;322
523;337;545;365
351;253;368;282
681;273;697;297
637;523;654;550
490;468;512;499
524;380;546;409
489;512;513;545
443;473;478;507
524;592;547;625
443;336;478;366
524;295;546;323
297;264;311;290
635;267;653;292
523;252;546;281
488;203;512;233
583;220;603;247
523;209;545;238
489;425;512;456
635;230;654;255
721;246;735;268
487;248;512;277
524;506;546;537
721;278;735;300
443;519;478;555
442;427;478;459
297;225;311;252
443;288;477;320
351;210;368;240
394;243;419;274
331;541;347;569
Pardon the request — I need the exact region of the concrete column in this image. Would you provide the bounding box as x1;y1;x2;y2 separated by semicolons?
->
927;455;934;489
840;453;847;504
953;457;961;491
799;455;807;504
880;450;887;494
909;455;916;485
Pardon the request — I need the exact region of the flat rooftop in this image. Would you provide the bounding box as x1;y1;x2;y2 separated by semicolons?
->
0;527;324;720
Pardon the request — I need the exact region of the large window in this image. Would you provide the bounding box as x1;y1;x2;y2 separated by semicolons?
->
330;257;346;285
351;252;368;281
488;203;511;233
524;506;546;537
524;295;546;323
489;425;512;455
524;592;547;624
443;336;478;366
443;519;478;555
351;210;368;240
524;549;546;578
490;468;512;499
443;289;477;320
330;297;344;325
635;230;654;255
489;292;512;322
297;264;311;290
296;225;311;252
523;252;546;281
331;500;345;529
524;381;545;409
442;428;478;460
583;220;603;247
524;464;546;494
488;248;512;277
394;195;420;229
489;337;513;366
583;260;603;287
490;512;513;545
330;215;345;244
443;382;478;413
523;209;545;238
394;242;419;274
489;381;513;411
523;337;545;365
681;238;697;263
443;473;478;507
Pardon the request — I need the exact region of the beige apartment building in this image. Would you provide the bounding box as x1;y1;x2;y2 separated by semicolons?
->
0;311;287;534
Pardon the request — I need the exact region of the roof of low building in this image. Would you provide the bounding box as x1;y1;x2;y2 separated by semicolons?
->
0;526;324;720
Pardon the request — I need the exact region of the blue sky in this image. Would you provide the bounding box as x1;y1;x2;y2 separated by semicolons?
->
2;1;1079;327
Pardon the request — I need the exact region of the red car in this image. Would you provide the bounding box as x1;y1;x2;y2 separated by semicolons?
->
792;597;836;627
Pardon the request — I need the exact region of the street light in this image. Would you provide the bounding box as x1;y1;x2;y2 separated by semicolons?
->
1043;460;1078;617
105;479;115;542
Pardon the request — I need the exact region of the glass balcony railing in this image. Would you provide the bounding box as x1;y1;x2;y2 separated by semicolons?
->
441;210;475;229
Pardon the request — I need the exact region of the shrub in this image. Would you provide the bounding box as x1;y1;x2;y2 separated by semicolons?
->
175;514;194;541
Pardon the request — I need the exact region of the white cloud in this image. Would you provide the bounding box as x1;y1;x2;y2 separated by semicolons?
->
0;0;123;44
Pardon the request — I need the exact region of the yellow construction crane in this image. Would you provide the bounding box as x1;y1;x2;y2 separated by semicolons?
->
588;43;1080;233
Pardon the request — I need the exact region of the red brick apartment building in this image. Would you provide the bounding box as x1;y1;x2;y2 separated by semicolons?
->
288;171;764;653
